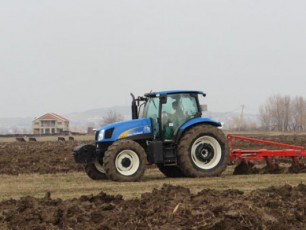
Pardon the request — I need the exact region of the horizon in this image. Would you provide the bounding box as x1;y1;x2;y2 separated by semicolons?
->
0;104;258;134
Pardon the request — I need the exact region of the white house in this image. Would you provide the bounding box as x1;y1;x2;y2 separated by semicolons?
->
32;113;69;135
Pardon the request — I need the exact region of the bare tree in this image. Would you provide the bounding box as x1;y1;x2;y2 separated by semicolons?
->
281;95;291;131
228;115;245;131
259;95;306;131
100;110;124;126
228;115;257;131
259;103;271;130
291;96;306;131
260;95;290;131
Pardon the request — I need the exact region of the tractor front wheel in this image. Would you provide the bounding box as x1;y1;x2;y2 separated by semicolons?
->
177;124;229;177
103;140;147;182
85;159;107;180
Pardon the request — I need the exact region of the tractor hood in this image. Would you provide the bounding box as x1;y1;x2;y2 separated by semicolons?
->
95;118;153;143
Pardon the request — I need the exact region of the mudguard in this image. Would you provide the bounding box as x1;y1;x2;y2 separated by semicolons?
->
176;117;222;142
180;117;221;130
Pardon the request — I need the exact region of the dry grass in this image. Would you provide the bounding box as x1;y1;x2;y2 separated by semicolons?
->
1;167;306;201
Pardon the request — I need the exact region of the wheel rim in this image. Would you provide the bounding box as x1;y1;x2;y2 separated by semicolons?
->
190;136;222;170
115;150;140;176
94;159;106;173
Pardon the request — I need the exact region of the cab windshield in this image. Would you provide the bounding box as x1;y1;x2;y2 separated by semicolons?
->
143;97;160;119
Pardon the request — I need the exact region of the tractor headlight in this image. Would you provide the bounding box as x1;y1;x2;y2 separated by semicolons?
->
97;129;105;141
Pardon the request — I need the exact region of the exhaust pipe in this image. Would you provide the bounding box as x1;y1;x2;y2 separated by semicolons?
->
130;93;138;119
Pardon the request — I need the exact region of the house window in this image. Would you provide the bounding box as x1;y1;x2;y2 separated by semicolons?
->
41;120;56;127
33;128;40;134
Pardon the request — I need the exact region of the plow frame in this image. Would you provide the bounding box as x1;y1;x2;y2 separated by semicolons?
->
227;134;306;163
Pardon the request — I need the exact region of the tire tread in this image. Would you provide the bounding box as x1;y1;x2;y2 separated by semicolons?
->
177;125;229;177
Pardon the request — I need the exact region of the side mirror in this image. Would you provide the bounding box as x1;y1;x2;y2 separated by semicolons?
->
200;104;207;112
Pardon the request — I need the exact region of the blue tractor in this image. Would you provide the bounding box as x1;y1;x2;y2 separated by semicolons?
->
73;90;229;181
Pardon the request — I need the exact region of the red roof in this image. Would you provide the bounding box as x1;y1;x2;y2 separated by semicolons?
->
33;113;69;122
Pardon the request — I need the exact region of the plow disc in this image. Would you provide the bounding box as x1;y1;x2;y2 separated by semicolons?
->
228;135;306;175
233;159;257;175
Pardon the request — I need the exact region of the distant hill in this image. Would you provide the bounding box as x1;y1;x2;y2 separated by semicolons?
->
0;117;34;134
66;106;132;132
67;106;131;118
206;111;259;129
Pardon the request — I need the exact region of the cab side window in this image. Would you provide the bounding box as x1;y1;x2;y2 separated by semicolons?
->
181;96;198;117
161;94;199;139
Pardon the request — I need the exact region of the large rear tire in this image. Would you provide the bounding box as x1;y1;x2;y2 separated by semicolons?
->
103;140;147;182
177;124;229;177
156;164;185;178
85;159;107;180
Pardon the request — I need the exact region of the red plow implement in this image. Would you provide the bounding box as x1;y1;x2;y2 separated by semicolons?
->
228;134;306;174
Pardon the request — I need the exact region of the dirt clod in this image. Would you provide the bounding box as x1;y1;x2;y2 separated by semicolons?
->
0;141;87;175
0;183;306;229
0;136;306;228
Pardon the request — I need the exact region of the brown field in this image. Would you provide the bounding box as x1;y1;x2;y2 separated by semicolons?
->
0;135;94;143
0;134;306;229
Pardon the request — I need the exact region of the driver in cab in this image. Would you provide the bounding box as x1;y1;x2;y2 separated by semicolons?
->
172;101;184;118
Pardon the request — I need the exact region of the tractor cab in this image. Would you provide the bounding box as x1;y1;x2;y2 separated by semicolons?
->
141;91;204;140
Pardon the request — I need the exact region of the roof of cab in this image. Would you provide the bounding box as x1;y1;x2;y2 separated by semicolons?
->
145;90;206;97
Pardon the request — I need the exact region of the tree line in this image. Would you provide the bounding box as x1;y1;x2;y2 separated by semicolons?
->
259;95;306;132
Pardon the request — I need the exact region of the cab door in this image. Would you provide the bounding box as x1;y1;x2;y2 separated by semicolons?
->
161;94;200;140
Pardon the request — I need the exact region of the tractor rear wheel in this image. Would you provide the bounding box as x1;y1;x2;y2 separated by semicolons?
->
85;159;107;180
177;124;229;177
103;140;147;182
157;164;185;178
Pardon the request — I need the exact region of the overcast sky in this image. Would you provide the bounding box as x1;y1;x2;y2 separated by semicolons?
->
0;0;306;118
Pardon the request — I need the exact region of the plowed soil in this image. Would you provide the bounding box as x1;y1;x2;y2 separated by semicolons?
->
1;183;306;229
1;135;306;229
0;134;305;175
0;141;86;175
